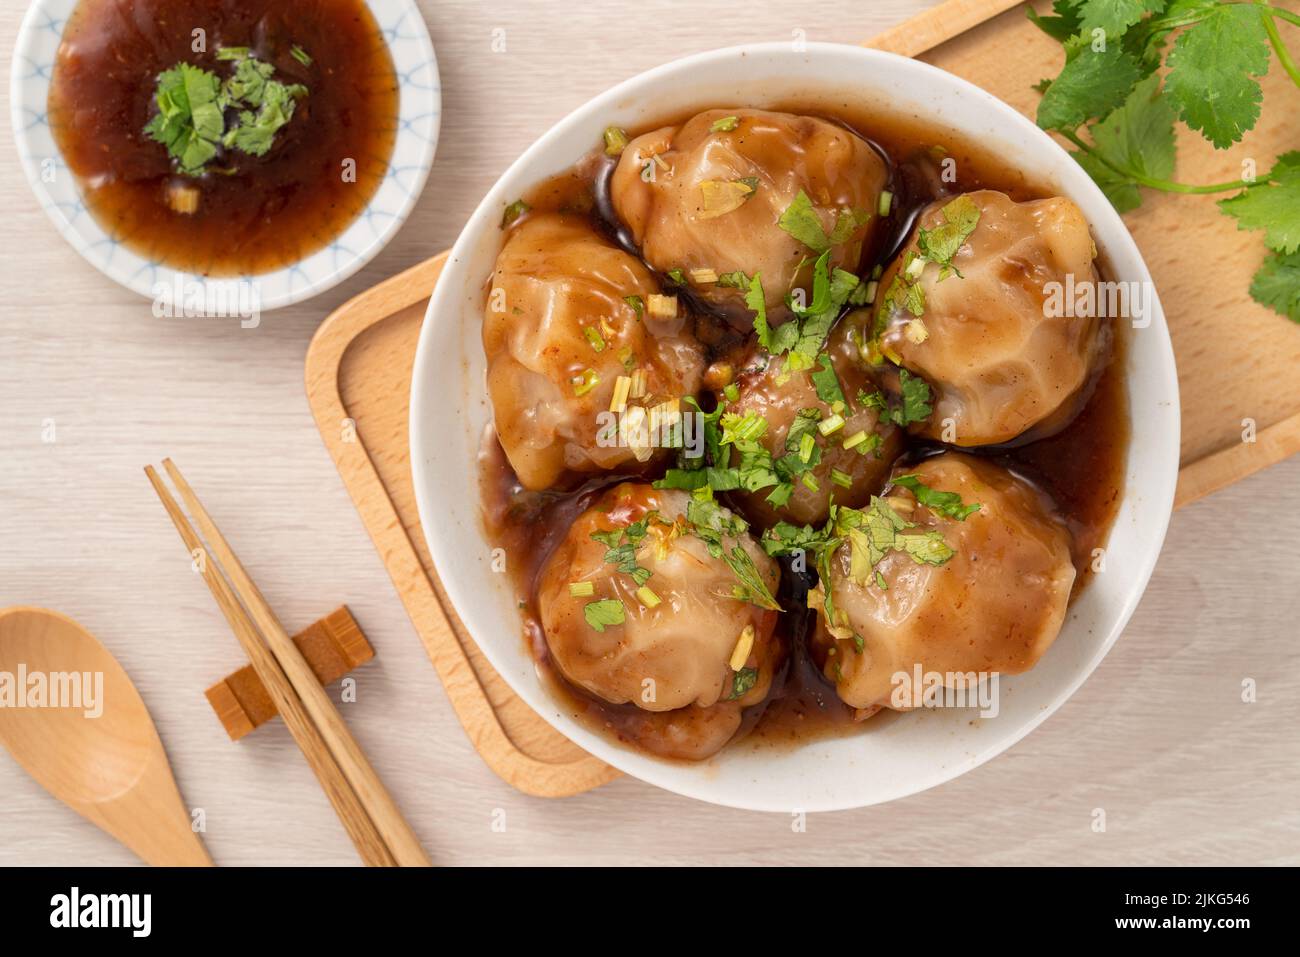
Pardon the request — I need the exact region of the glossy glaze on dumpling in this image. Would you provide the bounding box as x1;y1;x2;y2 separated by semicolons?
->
874;190;1104;446
537;483;781;714
483;213;706;490
814;452;1075;711
611;108;887;323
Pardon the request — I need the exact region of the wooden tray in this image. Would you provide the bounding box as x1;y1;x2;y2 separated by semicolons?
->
305;0;1300;798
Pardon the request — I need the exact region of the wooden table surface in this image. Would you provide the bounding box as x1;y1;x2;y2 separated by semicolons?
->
2;0;1297;867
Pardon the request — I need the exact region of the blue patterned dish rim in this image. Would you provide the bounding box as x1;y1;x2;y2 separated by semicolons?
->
10;0;440;312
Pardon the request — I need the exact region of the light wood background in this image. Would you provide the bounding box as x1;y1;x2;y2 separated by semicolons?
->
2;0;1297;866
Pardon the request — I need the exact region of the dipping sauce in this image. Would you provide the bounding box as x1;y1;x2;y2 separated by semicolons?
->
47;0;398;275
480;101;1130;758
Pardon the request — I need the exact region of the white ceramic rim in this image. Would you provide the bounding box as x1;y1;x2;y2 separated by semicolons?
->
410;42;1181;812
9;0;441;312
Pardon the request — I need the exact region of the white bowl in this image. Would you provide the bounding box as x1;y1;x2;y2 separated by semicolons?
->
410;43;1180;811
10;0;440;312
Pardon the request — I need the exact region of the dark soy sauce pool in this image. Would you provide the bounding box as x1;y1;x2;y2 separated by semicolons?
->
48;0;398;276
480;100;1131;756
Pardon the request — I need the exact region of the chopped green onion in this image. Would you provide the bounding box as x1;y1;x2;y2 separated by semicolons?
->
637;586;661;608
604;126;630;156
864;280;879;305
878;190;893;217
870;264;883;279
216;46;250;61
798;431;816;463
709;115;740;133
583;326;606;352
842;430;869;451
818;413;845;436
290;45;313;67
571;369;600;397
569;581;595;597
623;295;643;318
831;469;853;489
723;383;740;403
801;473;820;492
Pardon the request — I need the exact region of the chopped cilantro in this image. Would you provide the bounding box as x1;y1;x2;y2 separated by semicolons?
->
809;354;846;406
777;190;873;253
916;194;981;278
890;474;982;520
501;199;531;228
888;369;933;427
728;666;759;699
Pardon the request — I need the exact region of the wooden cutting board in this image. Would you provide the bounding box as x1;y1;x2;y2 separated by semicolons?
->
304;0;1300;798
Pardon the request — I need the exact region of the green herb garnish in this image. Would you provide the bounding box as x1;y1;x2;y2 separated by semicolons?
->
583;599;626;632
890;474;981;520
728;667;759;699
501;199;531;228
143;48;309;176
777;190;872;253
290;45;313;68
1029;0;1300;322
710;115;741;133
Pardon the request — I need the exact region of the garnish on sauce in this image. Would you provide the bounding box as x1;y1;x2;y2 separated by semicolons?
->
143;48;308;179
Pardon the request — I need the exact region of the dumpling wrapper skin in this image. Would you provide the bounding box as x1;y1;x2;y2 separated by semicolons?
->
538;484;781;715
612;108;888;324
817;452;1076;710
876;189;1105;447
483;213;705;490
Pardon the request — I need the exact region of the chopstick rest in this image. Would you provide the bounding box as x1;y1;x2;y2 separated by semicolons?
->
206;606;374;741
146;460;430;867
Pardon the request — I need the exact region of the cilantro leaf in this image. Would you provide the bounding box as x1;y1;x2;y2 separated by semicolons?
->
583;599;625;632
888;369;933;427
1037;45;1143;131
1165;3;1270;149
1027;0;1085;42
778;191;829;251
1073;72;1177;212
916;194;981;276
1218;153;1300;255
1078;0;1166;38
890;474;982;520
728;667;760;700
1249;250;1300;322
777;190;870;253
810;354;846;406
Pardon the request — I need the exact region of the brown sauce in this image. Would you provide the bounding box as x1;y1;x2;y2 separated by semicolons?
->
479;101;1130;757
48;0;398;276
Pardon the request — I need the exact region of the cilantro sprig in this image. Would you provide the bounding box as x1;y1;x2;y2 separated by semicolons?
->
1029;0;1300;322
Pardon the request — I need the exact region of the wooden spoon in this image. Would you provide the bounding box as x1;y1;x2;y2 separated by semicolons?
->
0;607;211;866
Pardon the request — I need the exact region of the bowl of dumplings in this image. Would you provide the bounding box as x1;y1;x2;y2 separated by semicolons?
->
410;43;1180;810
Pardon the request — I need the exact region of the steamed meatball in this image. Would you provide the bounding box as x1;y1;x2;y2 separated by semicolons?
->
484;213;706;490
719;318;902;527
611;109;887;323
812;453;1075;711
873;190;1104;446
537;483;782;717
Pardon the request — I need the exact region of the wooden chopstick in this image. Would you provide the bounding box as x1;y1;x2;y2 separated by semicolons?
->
158;459;432;868
145;465;398;867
